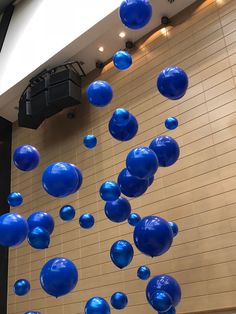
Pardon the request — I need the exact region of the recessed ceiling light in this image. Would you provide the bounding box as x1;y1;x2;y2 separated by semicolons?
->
119;32;126;38
160;27;167;36
98;46;104;52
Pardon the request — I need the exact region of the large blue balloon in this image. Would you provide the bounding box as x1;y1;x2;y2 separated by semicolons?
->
128;213;141;226
87;80;113;107
0;213;28;247
118;168;149;198
84;135;97;149
134;216;173;257
40;257;78;297
169;221;179;237
85;297;110;314
150;290;173;312
13;279;30;296
60;205;75;221
70;163;83;193
137;265;151;280
146;275;181;308
7;192;23;207
157;67;188;100
110;240;134;269
27;211;54;235
105;197;131;223
111;292;128;310
113;51;132;70
165;117;179;130
79;213;95;229
27;226;50;249
119;0;152;30
13;145;40;171
126;146;158;179
149;136;180;167
99;181;121;201
109;113;138;141
112;108;130;126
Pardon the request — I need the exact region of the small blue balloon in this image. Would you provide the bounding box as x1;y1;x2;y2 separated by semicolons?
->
13;145;40;171
157;67;188;100
113;51;132;70
109;113;138;141
0;213;28;247
7;192;23;207
169;221;179;237
27;226;50;249
150;290;173;312
27;211;54;235
40;257;78;298
119;0;152;30
87;80;113;107
150;136;180;167
79;213;95;229
105;197;131;223
137;265;151;280
14;279;30;296
110;240;134;269
24;312;41;314
118;168;149;198
99;181;121;201
111;292;128;310
165;117;179;130
128;213;141;226
85;297;110;314
112;108;130;126
83;135;97;149
147;175;154;187
60;205;75;221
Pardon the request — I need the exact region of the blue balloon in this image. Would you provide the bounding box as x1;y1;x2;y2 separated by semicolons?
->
7;192;23;207
0;213;28;247
149;136;180;167
79;213;95;229
128;213;141;226
109;113;138;141
118;168;149;198
119;0;152;30
40;257;78;297
27;211;54;235
60;205;75;221
70;163;83;193
13;145;40;171
169;221;179;237
113;51;132;70
105;197;131;223
13;279;30;296
112;108;130;126
150;290;173;312
87;80;113;107
134;216;173;257
85;297;110;314
157;67;188;100
84;135;97;149
110;240;134;269
137;265;151;280
27;226;50;249
126;146;158;179
24;312;41;314
148;175;154;187
99;181;121;201
111;292;128;310
165;117;179;130
146;275;181;307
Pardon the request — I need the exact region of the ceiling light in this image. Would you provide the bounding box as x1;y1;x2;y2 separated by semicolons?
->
119;32;126;38
98;46;104;52
160;27;167;36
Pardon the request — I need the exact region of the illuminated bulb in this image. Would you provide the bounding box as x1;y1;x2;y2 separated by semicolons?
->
160;27;167;36
98;46;104;52
119;32;126;38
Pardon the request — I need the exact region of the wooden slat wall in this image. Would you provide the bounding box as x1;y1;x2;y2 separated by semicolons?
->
7;0;236;313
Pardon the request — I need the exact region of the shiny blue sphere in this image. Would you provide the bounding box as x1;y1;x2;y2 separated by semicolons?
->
40;257;78;297
157;67;188;100
128;213;141;226
79;213;95;229
137;265;151;280
85;297;110;314
105;197;131;223
111;292;128;310
27;211;54;235
99;181;121;201
14;279;30;296
110;240;134;269
27;226;50;249
7;192;23;207
126;146;158;179
134;216;173;257
13;145;40;171
150;136;180;167
0;213;28;247
112;108;130;126
87;80;113;107
165;117;179;130
60;205;75;221
113;51;132;70
119;0;152;30
150;290;173;312
169;221;179;237
109;113;138;141
83;135;97;149
118;168;149;198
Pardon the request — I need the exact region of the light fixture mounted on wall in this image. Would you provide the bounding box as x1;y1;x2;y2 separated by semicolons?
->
98;46;104;52
119;31;126;38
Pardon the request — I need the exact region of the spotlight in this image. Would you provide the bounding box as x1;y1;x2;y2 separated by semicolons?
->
95;61;104;69
125;41;134;49
98;46;104;52
119;32;126;38
161;16;170;25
